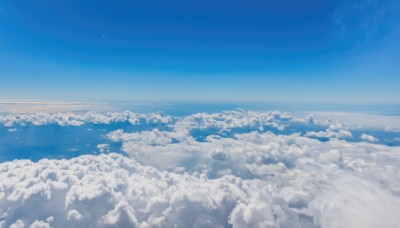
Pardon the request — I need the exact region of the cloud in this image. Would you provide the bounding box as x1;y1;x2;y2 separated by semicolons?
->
307;111;400;130
107;125;400;185
1;137;400;227
96;144;110;153
360;133;379;142
309;174;400;228
1;109;400;227
0;111;173;127
304;129;353;140
0;109;293;131
2;109;397;142
385;126;400;133
174;109;291;132
0;153;288;227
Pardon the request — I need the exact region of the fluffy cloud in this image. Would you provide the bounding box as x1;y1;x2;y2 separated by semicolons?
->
0;109;293;133
0;111;173;127
304;129;353;140
0;153;292;227
1;110;400;227
108;128;396;183
1;140;399;228
97;144;110;153
360;133;379;142
174;109;291;132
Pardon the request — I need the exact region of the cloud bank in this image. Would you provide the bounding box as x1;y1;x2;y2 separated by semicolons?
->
0;111;173;127
1;109;400;227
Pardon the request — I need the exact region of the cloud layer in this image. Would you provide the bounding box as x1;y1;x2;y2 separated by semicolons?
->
0;153;294;227
0;111;173;127
1;109;400;227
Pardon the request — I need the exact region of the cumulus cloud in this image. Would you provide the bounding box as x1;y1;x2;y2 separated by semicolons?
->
0;153;291;227
360;133;379;142
1;109;400;227
0;111;173;127
1;139;399;228
0;109;295;133
107;126;400;184
174;109;291;132
385;126;400;133
304;129;353;140
96;144;110;153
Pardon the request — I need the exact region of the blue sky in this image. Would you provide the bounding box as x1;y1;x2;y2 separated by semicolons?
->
0;0;399;103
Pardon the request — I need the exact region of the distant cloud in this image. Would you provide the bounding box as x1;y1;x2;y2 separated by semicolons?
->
385;126;400;133
97;144;110;153
7;128;18;132
360;133;379;142
0;102;111;114
0;111;173;127
304;129;353;140
307;111;400;130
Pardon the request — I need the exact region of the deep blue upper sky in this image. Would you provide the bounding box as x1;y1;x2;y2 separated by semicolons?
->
0;0;399;103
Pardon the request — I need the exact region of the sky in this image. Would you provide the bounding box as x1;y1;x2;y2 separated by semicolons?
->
0;0;399;103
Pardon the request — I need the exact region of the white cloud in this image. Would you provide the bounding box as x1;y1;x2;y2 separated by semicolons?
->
174;109;291;132
1;136;399;227
304;129;353;139
385;126;400;133
67;210;82;221
0;153;289;227
306;111;400;130
9;220;24;228
1;110;400;227
96;144;110;153
0;111;173;127
360;133;379;142
104;128;400;226
29;218;52;228
309;174;400;228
